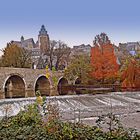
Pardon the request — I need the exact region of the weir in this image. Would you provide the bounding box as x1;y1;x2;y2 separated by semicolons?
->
0;92;140;119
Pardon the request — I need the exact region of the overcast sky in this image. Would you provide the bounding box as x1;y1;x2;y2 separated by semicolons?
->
0;0;140;52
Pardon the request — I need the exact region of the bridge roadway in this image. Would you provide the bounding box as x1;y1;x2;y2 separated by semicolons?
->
0;91;140;132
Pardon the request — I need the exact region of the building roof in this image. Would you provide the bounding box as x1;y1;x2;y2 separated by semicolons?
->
13;37;36;49
39;25;48;36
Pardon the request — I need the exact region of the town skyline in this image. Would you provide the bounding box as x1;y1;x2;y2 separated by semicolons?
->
0;0;140;52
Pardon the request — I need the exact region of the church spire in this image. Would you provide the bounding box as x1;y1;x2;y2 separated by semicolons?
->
39;25;47;36
21;36;24;42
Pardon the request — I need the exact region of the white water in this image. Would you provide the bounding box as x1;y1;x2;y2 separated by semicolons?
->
0;92;140;119
0;98;35;118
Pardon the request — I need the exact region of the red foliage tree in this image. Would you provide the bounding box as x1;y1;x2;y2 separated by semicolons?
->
91;33;119;83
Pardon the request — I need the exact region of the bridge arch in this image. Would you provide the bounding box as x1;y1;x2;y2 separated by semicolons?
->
57;77;69;95
34;75;50;96
3;74;26;98
74;77;81;85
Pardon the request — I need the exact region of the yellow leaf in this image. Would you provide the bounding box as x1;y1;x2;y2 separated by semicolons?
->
46;73;50;78
36;96;43;105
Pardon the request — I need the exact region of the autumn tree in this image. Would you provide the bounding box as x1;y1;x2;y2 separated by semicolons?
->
64;54;92;84
121;57;140;90
45;40;56;70
0;42;32;68
91;33;119;84
46;40;71;70
54;40;71;70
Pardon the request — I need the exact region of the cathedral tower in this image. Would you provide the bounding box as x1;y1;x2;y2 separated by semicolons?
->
38;25;50;54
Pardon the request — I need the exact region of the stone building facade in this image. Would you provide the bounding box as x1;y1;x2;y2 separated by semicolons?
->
119;42;140;56
12;25;50;69
38;25;50;54
12;26;94;70
71;44;91;56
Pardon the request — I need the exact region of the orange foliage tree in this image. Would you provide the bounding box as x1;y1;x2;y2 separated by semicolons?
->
121;58;140;90
91;33;119;83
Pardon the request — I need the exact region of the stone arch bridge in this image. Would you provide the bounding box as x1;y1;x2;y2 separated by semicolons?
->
0;67;77;99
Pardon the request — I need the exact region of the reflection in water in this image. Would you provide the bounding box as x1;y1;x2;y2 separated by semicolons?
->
58;78;69;95
5;75;25;98
35;76;50;96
